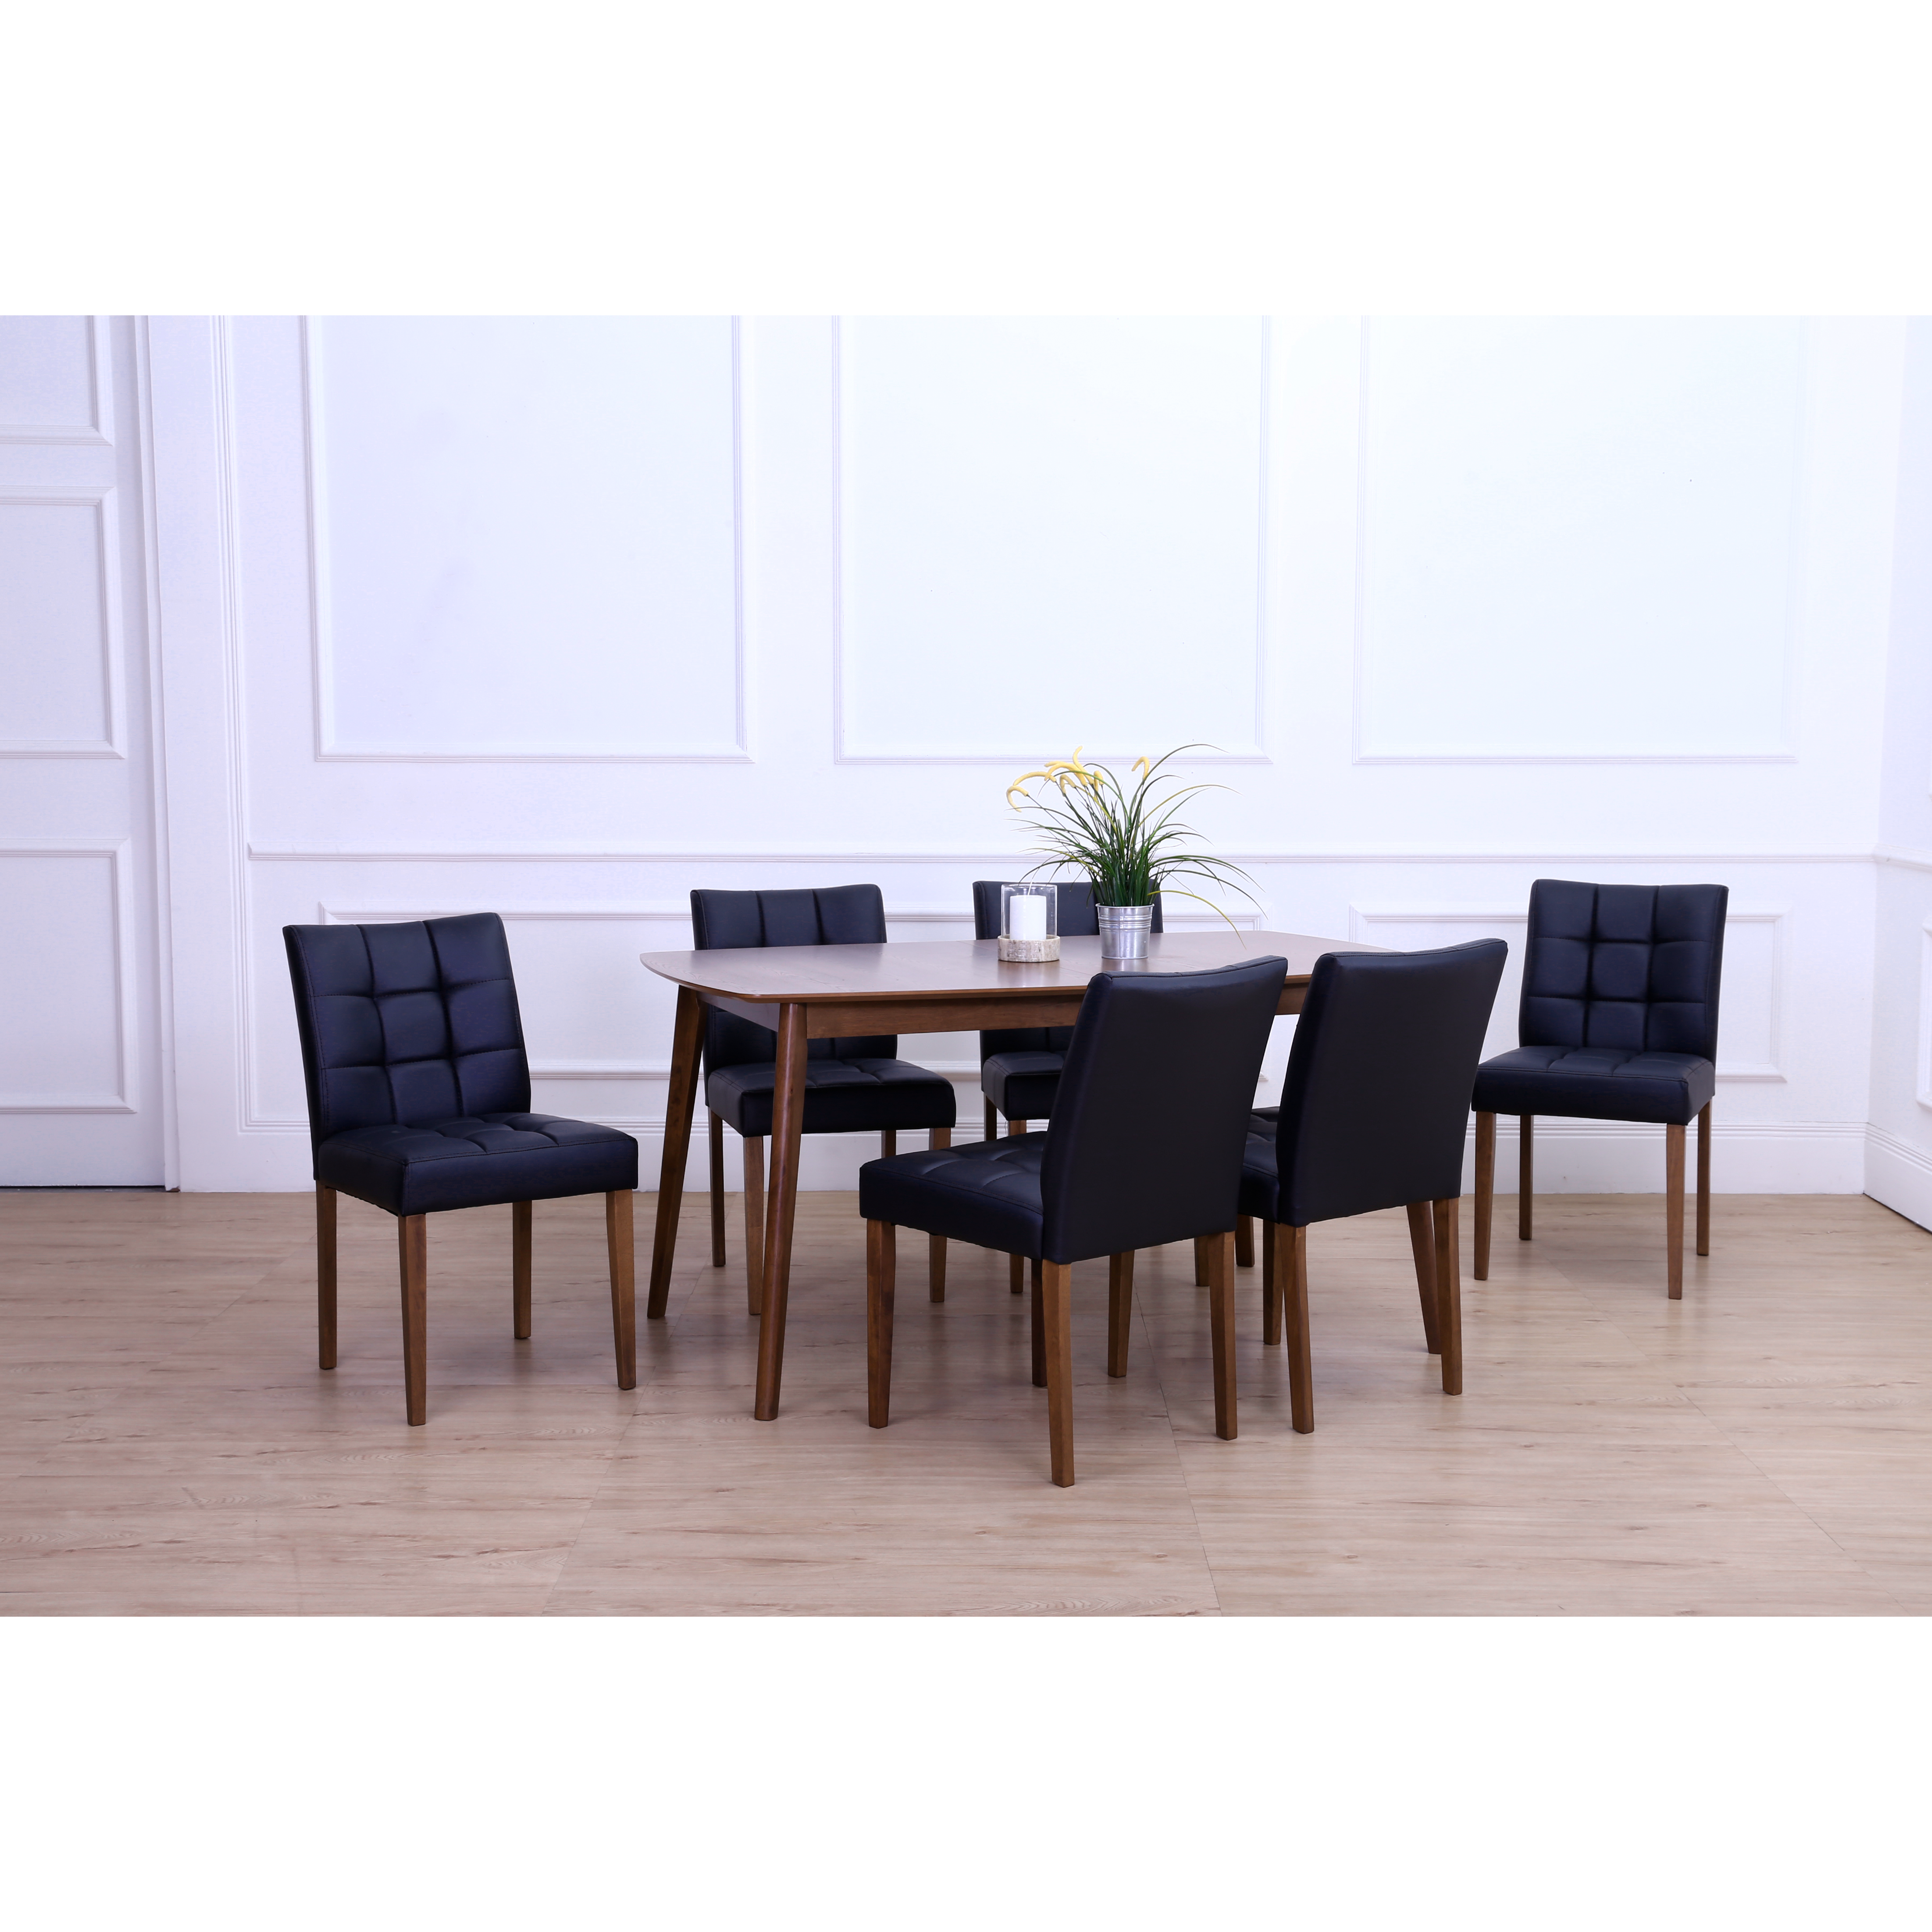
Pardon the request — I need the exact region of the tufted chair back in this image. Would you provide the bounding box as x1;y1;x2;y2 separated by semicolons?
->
690;885;898;1072
283;914;530;1170
1040;955;1285;1263
969;880;1164;1062
1519;880;1728;1060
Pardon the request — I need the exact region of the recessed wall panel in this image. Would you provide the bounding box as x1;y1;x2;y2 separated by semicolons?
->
0;498;113;747
1358;319;1804;760
311;317;742;759
0;317;98;438
839;317;1267;760
0;853;124;1105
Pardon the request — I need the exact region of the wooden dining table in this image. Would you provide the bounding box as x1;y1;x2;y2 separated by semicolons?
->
639;929;1371;1420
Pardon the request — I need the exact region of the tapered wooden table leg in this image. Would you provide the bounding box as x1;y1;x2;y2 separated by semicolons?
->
1519;1115;1534;1242
928;1126;950;1301
316;1185;338;1370
1405;1201;1440;1355
1106;1251;1134;1377
1282;1223;1312;1434
1433;1196;1462;1395
1696;1102;1712;1257
1194;1236;1210;1287
648;986;704;1320
1666;1121;1685;1300
1041;1259;1075;1486
1261;1219;1280;1346
1207;1229;1237;1440
707;1109;726;1266
866;1219;895;1427
512;1199;532;1339
753;1002;809;1419
743;1135;765;1317
397;1212;427;1426
1473;1111;1495;1280
1235;1216;1254;1269
606;1188;637;1388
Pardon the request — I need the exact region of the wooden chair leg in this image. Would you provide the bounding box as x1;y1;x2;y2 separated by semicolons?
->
1041;1259;1074;1486
1433;1196;1462;1395
1107;1251;1134;1377
1235;1216;1254;1269
927;1126;951;1301
743;1134;765;1318
983;1097;998;1143
1194;1235;1210;1287
397;1212;427;1426
606;1189;637;1389
1473;1111;1495;1279
866;1219;896;1427
1696;1102;1712;1257
1009;1117;1027;1294
1281;1223;1312;1434
881;1130;896;1158
316;1185;337;1370
1261;1218;1281;1346
1207;1229;1237;1440
1519;1115;1533;1241
707;1109;727;1266
512;1198;532;1340
1030;1259;1047;1387
1666;1121;1685;1299
1405;1201;1440;1355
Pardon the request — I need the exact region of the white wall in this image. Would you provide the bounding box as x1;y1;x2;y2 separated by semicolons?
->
0;318;172;1185
3;315;1916;1197
1867;318;1932;1228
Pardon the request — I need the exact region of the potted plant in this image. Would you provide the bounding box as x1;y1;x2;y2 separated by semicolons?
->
1005;745;1258;959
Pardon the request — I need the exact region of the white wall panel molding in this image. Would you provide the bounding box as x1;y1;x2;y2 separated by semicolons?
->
0;316;111;446
1878;845;1932;874
0;483;127;758
1352;317;1804;765
245;840;1876;867
0;840;138;1112
833;316;1271;765
1917;920;1932;1109
302;317;748;764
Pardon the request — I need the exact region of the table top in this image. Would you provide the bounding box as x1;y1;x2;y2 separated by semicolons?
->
639;930;1376;1007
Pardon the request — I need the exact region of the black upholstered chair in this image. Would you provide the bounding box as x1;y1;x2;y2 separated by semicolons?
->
694;886;957;1311
967;883;1243;1294
1240;940;1508;1434
282;914;640;1425
1471;881;1727;1299
859;954;1286;1486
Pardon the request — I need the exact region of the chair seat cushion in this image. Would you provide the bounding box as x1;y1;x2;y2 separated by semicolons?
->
1248;1106;1279;1138
707;1057;957;1140
318;1112;639;1217
859;1133;1048;1260
1472;1046;1715;1127
1237;1129;1282;1223
981;1049;1066;1123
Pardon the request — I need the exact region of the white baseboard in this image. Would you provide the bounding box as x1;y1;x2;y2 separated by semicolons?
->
1865;1124;1932;1231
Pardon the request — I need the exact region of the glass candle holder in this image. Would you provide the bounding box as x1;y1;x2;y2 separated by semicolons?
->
999;883;1059;962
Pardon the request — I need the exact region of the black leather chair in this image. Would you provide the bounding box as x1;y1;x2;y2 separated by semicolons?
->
859;954;1287;1486
282;914;640;1425
1471;880;1727;1299
694;885;957;1312
1239;940;1508;1434
967;883;1249;1293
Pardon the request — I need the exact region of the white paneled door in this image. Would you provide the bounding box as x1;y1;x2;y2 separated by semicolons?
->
0;318;169;1184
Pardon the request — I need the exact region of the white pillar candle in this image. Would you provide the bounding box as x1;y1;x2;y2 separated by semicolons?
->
1011;894;1048;942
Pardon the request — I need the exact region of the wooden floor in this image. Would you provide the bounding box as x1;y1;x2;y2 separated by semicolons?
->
2;1186;1928;1615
